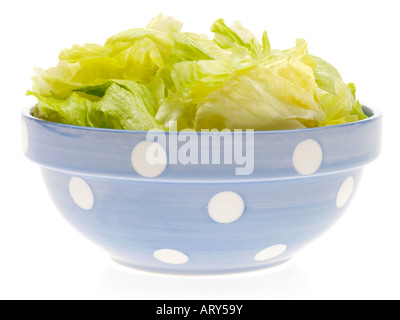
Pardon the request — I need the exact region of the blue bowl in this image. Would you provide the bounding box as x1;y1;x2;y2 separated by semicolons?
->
21;106;382;274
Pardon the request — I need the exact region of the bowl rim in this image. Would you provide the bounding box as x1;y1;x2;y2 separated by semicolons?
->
22;105;382;135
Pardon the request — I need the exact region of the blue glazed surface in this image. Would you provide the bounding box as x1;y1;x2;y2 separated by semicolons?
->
23;108;381;181
22;107;382;274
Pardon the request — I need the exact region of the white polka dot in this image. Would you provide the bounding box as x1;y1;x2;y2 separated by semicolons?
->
254;244;287;261
21;120;29;154
293;139;323;175
69;177;94;210
336;176;355;209
131;141;167;178
153;249;189;265
208;191;245;224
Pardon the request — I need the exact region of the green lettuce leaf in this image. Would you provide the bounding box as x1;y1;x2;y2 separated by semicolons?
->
211;19;249;50
183;32;232;60
75;79;159;116
303;54;367;125
147;13;184;33
113;37;165;82
155;91;196;131
230;21;258;46
170;60;232;104
59;43;112;62
169;32;214;62
32;53;121;99
91;83;164;130
75;80;163;129
29;80;164;131
195;41;325;131
28;91;92;127
105;28;174;61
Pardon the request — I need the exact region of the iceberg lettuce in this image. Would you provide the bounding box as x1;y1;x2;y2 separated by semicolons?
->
29;14;367;131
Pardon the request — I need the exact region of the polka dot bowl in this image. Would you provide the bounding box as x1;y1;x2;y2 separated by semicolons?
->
21;106;382;274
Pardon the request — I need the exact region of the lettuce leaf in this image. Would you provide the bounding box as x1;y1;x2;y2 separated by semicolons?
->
28;91;92;126
211;19;250;50
91;83;164;130
195;42;325;131
76;80;163;130
303;54;368;125
170;60;232;104
75;79;159;116
29;80;164;130
147;13;184;33
169;32;214;62
155;91;196;131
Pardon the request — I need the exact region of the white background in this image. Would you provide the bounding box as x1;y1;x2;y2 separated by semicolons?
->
1;0;399;300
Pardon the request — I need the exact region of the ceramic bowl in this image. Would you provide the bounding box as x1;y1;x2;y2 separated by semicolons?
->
21;106;382;274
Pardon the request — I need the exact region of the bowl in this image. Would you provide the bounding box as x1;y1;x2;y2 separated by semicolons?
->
21;106;382;274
